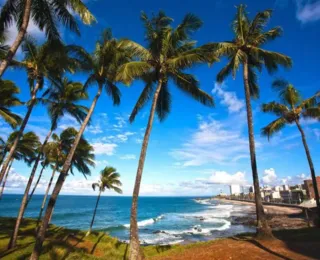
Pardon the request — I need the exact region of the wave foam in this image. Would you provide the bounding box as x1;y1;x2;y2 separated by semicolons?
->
124;214;164;228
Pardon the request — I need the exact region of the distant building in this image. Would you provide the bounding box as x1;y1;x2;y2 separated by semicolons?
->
230;184;241;195
271;191;281;199
304;177;320;200
282;185;289;191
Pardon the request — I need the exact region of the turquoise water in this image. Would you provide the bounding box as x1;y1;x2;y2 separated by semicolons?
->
0;195;254;244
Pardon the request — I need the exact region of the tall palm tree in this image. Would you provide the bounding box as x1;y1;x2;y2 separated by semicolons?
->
87;166;122;236
116;12;215;260
26;78;89;204
262;79;320;222
0;79;22;128
213;5;292;238
0;38;80;186
36;128;95;227
30;29;130;260
0;131;40;199
0;0;96;77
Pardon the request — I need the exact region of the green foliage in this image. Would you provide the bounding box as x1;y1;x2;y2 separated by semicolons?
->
261;79;320;139
117;11;215;122
0;0;96;42
0;79;22;128
214;5;292;98
92;166;122;194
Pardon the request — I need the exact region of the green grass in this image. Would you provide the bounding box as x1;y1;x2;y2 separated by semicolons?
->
1;217;319;260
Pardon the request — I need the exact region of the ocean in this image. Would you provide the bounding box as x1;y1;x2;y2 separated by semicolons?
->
0;195;254;245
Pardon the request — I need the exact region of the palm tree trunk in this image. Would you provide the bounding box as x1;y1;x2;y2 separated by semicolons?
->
243;60;272;239
36;166;57;228
87;190;102;236
0;0;32;77
7;114;52;249
295;119;320;222
129;80;163;260
0;82;40;185
0;159;13;200
27;163;46;205
30;85;103;260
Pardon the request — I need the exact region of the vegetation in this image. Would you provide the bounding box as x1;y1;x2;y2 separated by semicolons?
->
213;5;292;238
0;2;318;260
262;79;320;222
87;166;122;236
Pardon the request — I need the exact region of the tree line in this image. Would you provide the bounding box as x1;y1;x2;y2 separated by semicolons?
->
0;2;319;260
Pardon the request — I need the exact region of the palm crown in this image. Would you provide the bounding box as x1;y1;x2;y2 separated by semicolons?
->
262;79;320;139
216;5;292;98
71;28;133;105
0;0;95;41
42;77;89;131
5;131;40;165
117;11;215;122
92;166;122;194
0;79;22;128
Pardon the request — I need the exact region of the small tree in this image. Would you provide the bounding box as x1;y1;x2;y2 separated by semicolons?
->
87;166;122;236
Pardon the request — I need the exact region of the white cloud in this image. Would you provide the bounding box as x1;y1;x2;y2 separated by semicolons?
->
170;114;249;166
313;129;320;140
296;0;320;23
262;168;277;184
206;171;247;185
212;82;244;113
94;159;109;166
119;154;136;160
92;143;117;155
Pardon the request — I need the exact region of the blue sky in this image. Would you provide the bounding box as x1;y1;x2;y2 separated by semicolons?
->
1;0;320;196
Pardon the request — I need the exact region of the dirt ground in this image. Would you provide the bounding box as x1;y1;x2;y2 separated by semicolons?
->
150;236;320;260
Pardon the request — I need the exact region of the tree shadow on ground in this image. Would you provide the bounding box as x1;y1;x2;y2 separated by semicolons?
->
90;233;105;254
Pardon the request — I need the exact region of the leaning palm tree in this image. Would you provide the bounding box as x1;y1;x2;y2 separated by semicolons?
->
0;79;22;128
262;79;320;221
87;166;122;236
30;29;130;260
116;11;215;260
213;5;292;238
0;131;39;199
0;0;96;77
0;38;81;186
23;78;89;205
36;128;95;227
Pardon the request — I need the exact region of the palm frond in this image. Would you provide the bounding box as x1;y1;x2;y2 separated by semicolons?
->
105;81;121;106
117;61;152;85
156;81;171;121
261;117;287;140
261;101;288;116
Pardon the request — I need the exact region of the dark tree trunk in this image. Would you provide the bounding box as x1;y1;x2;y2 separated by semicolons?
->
27;163;46;205
0;159;13;200
295;119;320;223
7;126;52;249
0;0;32;77
30;85;103;260
243;60;272;239
27;127;54;205
87;190;102;236
36;166;56;227
0;82;40;185
129;80;162;260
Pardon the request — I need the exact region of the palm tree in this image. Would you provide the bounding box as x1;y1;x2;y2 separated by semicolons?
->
262;79;320;222
30;29;130;260
0;131;39;199
116;12;215;260
0;79;22;128
87;166;122;236
213;5;292;238
26;78;89;204
0;38;80;186
0;0;96;77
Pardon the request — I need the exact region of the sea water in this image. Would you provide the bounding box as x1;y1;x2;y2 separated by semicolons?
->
0;195;254;245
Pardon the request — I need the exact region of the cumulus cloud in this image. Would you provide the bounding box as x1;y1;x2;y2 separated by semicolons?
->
212;82;244;113
92;143;117;155
206;171;247;185
262;168;277;184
